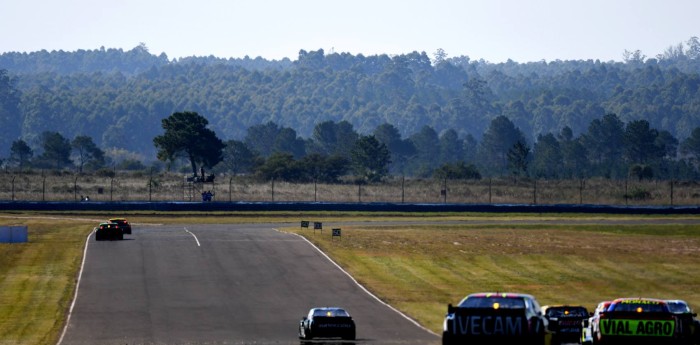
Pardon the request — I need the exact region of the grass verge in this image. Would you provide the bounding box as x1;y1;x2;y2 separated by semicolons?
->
287;223;700;334
0;218;94;345
1;212;699;343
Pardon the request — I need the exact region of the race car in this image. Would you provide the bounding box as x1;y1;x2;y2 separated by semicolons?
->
108;218;131;235
299;307;356;341
591;297;679;344
582;300;612;345
542;305;589;345
94;221;123;241
666;299;699;344
442;292;550;345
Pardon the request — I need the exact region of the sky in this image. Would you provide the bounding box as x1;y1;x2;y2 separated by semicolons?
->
1;0;699;63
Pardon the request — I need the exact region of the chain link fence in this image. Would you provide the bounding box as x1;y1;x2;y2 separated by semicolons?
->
1;171;699;206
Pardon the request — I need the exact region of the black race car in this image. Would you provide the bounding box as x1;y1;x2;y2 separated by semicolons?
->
299;307;356;341
542;305;589;345
94;222;123;241
108;218;131;235
666;299;699;345
442;292;550;345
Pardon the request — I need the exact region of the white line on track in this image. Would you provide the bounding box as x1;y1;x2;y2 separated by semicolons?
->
184;227;201;247
57;229;93;345
275;228;439;337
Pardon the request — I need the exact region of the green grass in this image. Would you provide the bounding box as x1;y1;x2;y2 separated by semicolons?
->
288;223;700;334
1;212;699;343
0;218;94;345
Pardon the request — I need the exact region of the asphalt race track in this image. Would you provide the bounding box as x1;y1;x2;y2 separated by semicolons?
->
59;223;439;345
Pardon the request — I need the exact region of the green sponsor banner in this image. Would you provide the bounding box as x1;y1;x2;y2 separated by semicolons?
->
600;319;674;337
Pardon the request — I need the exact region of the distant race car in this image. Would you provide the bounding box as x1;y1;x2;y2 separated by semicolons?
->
442;292;550;345
299;307;356;341
108;218;131;235
582;300;611;345
591;297;679;344
666;299;699;345
94;221;123;241
542;305;589;345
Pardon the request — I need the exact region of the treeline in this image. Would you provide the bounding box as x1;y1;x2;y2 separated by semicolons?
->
1;39;700;180
4;114;700;182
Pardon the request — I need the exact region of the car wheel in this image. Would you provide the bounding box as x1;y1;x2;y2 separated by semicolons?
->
118;232;124;240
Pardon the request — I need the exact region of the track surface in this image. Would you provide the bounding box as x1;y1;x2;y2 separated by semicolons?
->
59;224;439;344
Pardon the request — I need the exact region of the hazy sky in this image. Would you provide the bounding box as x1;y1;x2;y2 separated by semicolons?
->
1;0;698;63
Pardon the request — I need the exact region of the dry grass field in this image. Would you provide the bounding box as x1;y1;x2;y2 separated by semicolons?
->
288;221;700;334
1;212;699;344
2;171;700;205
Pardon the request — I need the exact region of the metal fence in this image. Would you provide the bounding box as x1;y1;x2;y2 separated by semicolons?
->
1;171;699;206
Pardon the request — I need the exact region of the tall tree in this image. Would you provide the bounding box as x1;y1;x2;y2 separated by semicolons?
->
244;121;282;158
71;135;105;172
310;120;358;159
0;70;22;157
531;133;561;178
351;135;390;183
273;127;306;158
409;125;440;176
582;113;625;178
507;140;531;178
438;129;464;164
558;127;588;178
9;139;33;171
216;140;259;175
153;111;225;175
36;131;72;170
681;127;700;168
623;119;661;165
478;116;527;176
373;123;416;174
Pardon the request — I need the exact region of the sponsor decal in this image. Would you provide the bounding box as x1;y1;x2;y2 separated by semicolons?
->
450;315;523;336
318;323;352;328
600;319;674;337
618;300;662;305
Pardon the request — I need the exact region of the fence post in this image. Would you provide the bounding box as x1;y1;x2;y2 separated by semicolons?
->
110;176;114;202
358;183;362;202
670;180;674;206
443;178;447;203
314;179;317;202
74;175;79;202
229;176;233;202
579;179;584;204
401;176;405;203
271;178;275;201
149;168;153;202
42;170;46;201
11;176;15;201
488;178;492;204
533;179;537;205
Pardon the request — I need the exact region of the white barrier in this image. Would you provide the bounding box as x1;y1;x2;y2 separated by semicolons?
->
0;226;28;243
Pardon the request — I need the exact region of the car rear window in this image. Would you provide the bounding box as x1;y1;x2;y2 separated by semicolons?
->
313;309;349;317
459;297;526;309
546;307;588;317
611;301;666;313
667;302;691;313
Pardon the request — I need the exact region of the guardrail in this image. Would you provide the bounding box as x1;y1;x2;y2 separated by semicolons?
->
0;201;698;214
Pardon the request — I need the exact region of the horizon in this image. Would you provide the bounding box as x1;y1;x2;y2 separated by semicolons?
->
2;0;699;64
